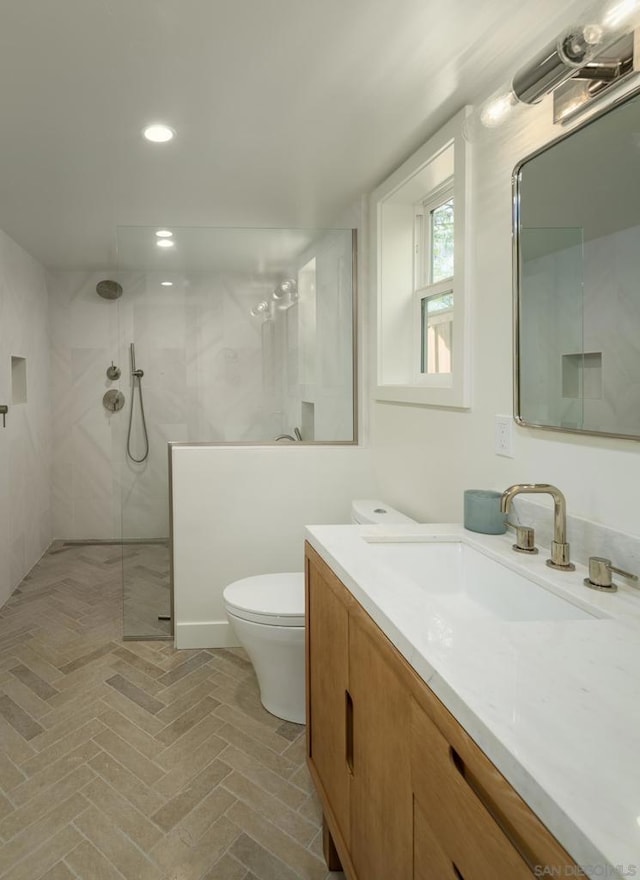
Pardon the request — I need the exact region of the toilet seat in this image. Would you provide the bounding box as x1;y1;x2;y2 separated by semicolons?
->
223;572;305;627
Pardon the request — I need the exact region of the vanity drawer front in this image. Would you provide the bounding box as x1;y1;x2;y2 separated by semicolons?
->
411;700;533;879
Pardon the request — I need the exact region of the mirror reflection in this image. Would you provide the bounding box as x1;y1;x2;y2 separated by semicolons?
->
515;88;640;439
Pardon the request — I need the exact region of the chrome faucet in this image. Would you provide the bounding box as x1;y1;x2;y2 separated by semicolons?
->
500;484;575;571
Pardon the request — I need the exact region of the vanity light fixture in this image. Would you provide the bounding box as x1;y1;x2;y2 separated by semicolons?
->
155;229;173;238
553;31;636;122
156;239;175;249
161;281;173;287
143;124;175;143
476;0;640;129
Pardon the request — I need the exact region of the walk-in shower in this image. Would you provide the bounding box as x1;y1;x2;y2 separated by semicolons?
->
95;284;150;464
49;226;356;639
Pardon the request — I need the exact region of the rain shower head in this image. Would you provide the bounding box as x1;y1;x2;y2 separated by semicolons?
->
96;280;123;300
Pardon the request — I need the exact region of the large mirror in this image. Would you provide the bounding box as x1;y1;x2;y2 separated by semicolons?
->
514;86;640;440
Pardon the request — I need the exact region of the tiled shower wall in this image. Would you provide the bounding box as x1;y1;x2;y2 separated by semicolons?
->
49;271;278;540
0;229;52;603
521;228;640;434
280;229;354;441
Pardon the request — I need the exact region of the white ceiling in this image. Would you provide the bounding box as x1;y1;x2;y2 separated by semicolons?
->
0;0;590;270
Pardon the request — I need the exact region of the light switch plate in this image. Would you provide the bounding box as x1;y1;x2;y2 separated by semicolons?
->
495;415;514;457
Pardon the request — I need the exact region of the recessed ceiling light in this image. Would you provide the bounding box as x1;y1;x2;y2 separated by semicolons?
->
161;281;173;287
157;239;175;249
143;124;175;143
155;229;173;238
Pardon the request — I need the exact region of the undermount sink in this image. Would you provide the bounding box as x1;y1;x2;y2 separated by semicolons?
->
363;539;597;622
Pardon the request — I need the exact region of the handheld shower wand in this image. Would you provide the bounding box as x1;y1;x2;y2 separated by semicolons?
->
130;342;144;379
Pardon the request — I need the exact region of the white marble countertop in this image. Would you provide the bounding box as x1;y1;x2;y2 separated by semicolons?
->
304;523;640;880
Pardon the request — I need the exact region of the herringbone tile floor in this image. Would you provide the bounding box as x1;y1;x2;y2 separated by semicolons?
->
0;543;344;880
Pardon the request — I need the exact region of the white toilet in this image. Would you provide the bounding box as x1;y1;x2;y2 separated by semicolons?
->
223;499;415;724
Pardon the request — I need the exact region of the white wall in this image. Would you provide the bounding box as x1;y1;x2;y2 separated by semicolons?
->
0;229;51;605
171;444;377;647
369;96;640;541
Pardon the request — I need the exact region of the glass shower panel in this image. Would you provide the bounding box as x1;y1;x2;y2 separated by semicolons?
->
519;227;584;430
115;226;356;639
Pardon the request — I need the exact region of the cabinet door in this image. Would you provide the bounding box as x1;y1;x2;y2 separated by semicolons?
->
306;549;351;848
411;699;533;880
349;607;413;880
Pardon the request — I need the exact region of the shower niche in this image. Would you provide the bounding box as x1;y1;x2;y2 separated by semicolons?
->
11;356;27;404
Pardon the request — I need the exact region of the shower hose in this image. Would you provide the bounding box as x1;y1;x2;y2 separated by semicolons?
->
127;374;150;463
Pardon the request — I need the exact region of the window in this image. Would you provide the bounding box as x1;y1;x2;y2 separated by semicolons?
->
371;107;471;408
415;188;454;377
421;292;453;374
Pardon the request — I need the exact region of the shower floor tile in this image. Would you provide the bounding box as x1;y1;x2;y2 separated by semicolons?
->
0;545;344;880
121;541;172;639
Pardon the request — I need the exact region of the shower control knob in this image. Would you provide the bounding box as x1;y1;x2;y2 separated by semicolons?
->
103;390;125;412
106;362;121;380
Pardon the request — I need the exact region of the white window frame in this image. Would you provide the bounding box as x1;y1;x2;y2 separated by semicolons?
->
371;107;471;408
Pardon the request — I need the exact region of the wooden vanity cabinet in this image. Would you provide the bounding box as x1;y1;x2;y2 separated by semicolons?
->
305;542;581;880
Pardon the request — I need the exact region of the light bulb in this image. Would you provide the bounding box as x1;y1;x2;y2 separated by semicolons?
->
480;91;519;128
157;239;175;249
155;229;173;238
565;0;640;66
161;281;173;287
582;23;604;44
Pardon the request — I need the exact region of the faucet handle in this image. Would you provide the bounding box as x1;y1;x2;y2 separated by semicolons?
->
584;556;639;592
507;522;538;554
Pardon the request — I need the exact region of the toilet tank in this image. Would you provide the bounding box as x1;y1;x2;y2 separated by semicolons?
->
351;499;416;525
